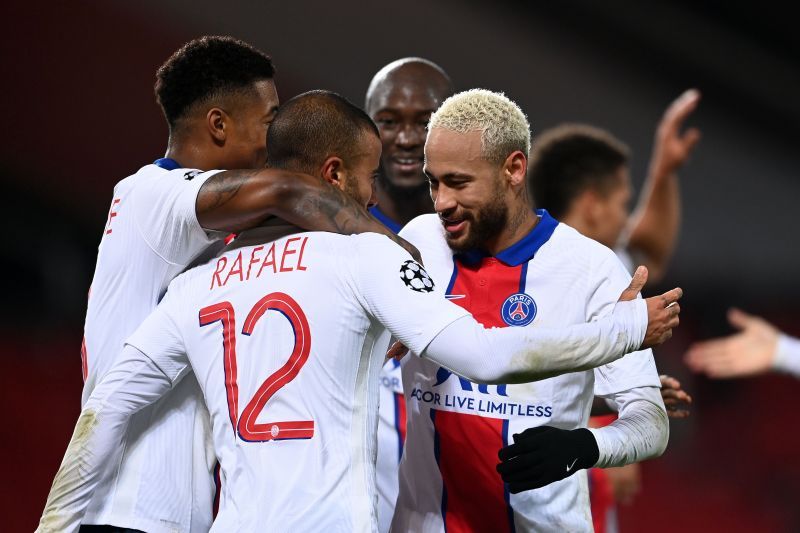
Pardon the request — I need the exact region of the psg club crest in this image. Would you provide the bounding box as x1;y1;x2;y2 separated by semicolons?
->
501;293;537;327
399;260;435;293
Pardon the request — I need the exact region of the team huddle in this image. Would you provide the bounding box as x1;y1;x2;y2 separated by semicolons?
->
38;36;692;532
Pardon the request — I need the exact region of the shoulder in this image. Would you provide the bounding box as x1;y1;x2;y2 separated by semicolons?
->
400;214;445;246
399;214;450;263
130;165;220;196
543;223;621;268
349;231;407;253
401;213;443;238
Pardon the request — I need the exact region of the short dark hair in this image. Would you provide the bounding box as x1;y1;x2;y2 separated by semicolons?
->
155;36;275;129
528;124;630;219
267;90;379;173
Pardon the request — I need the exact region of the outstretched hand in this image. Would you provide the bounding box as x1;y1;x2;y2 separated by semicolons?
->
684;308;779;378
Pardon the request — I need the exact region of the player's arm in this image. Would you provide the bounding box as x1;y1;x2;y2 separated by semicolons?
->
37;346;175;532
349;234;681;384
626;89;700;282
685;308;800;378
591;374;692;419
496;386;668;493
38;296;189;532
196;169;421;261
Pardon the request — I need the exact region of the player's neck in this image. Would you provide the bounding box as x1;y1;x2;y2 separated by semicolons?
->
164;137;218;171
374;181;434;226
486;203;539;256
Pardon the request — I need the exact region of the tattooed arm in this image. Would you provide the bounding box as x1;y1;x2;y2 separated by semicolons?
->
196;169;421;261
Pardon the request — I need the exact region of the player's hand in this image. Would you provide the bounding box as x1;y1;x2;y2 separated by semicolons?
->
660;374;692;418
617;265;649;302
684;308;779;378
605;463;642;505
496;426;599;493
651;89;701;178
641;287;682;348
387;341;409;361
617;265;682;349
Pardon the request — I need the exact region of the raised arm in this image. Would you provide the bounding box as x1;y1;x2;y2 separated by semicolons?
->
196;169;420;261
626;89;701;282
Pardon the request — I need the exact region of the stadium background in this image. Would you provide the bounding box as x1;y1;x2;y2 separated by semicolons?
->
3;1;798;531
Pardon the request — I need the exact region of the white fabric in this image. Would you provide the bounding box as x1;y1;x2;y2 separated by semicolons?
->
589;386;668;468
376;357;404;533
38;347;174;533
45;228;468;533
43;223;654;532
773;334;800;378
392;214;662;533
423;304;646;383
80;163;223;533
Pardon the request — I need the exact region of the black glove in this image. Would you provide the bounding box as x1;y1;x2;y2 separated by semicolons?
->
496;426;599;493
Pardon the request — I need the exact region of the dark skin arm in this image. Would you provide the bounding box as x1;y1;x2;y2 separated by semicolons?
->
195;168;421;262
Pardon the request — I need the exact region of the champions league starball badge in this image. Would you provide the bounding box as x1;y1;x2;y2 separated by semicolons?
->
501;293;537;326
399;260;435;293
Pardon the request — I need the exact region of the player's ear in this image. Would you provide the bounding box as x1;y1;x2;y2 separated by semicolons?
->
503;150;528;186
320;156;345;189
206;107;229;145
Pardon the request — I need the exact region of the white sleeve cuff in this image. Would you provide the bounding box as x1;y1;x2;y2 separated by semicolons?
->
773;334;800;378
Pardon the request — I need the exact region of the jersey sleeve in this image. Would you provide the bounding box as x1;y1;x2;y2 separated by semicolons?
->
344;233;469;356
131;168;225;265
587;249;661;396
37;346;175;532
125;284;191;383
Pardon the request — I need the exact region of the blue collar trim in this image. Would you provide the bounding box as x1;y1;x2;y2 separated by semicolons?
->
369;205;403;234
153;157;182;170
457;209;558;266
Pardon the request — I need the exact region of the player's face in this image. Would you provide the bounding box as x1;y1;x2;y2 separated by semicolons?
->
425;128;509;252
591;167;632;248
225;79;279;169
341;132;382;208
369;82;447;190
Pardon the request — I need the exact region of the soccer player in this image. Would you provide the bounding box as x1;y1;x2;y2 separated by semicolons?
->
364;57;454;532
392;90;674;532
38;90;681;532
527;91;699;531
686;309;800;379
528;89;701;282
73;36;415;533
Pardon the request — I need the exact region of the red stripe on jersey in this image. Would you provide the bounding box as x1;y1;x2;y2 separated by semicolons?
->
394;392;407;461
432;257;524;530
433;409;514;533
449;258;524;327
80;336;88;382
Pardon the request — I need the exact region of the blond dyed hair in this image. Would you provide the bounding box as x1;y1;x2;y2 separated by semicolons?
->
428;89;531;164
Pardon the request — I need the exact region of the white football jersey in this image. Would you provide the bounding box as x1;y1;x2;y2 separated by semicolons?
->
376;358;404;532
392;211;660;533
368;205;407;533
125;227;468;533
81;159;224;533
